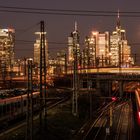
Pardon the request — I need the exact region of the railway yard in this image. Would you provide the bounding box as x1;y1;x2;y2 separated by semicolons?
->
0;85;140;140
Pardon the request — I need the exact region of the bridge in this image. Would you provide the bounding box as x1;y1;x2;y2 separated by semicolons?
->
67;67;140;81
68;67;140;74
65;67;140;97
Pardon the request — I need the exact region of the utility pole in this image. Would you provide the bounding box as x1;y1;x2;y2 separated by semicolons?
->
39;21;47;127
85;36;92;119
24;57;27;76
134;53;137;64
9;51;13;89
72;22;79;116
102;55;104;67
119;41;122;73
94;35;96;68
64;53;67;75
26;59;33;140
72;42;78;116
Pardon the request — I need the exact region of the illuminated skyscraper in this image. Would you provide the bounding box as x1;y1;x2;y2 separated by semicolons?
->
56;50;66;74
0;28;15;79
110;11;132;67
68;22;80;67
110;34;120;66
34;32;48;66
97;32;109;66
0;28;15;66
83;33;97;68
84;31;109;67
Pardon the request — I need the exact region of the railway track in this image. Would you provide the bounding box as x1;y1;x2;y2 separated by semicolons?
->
127;100;133;140
75;92;134;140
114;93;133;140
75;101;115;140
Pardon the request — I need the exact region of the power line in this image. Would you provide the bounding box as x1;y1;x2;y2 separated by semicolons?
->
16;23;40;32
0;9;119;16
1;6;140;17
1;5;140;14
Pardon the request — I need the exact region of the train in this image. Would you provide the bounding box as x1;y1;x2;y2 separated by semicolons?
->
0;91;40;129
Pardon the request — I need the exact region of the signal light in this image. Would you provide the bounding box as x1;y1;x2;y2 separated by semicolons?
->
138;112;140;125
78;65;81;69
111;97;117;101
139;112;140;119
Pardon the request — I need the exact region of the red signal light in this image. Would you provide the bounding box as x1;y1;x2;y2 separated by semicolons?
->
138;112;140;119
78;65;81;69
111;97;117;101
138;111;140;125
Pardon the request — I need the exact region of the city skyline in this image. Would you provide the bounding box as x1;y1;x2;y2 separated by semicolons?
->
1;0;140;63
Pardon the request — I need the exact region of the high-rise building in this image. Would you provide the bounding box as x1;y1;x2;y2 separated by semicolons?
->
34;32;48;66
0;28;15;66
68;22;80;67
56;50;66;74
97;32;110;66
110;34;120;66
0;28;15;79
83;31;110;67
110;11;133;67
82;35;96;68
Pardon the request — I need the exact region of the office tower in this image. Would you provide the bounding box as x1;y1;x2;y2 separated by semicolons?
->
0;28;15;79
110;11;132;67
34;32;48;66
68;22;80;67
110;34;120;66
84;31;110;67
83;34;96;68
56;50;66;74
0;28;15;66
97;32;110;66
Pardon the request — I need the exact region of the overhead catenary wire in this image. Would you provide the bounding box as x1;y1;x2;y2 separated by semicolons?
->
0;5;139;60
1;5;140;14
1;5;140;17
16;22;40;32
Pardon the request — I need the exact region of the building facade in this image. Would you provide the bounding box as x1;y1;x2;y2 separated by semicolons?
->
34;32;48;66
0;28;15;66
110;12;133;67
0;28;15;79
82;31;110;68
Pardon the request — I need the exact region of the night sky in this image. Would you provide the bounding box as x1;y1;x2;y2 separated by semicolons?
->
1;0;140;63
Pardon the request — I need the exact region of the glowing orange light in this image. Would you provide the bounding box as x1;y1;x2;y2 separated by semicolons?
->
92;31;98;36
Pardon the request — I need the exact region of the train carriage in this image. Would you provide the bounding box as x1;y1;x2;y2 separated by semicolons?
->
0;92;40;127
